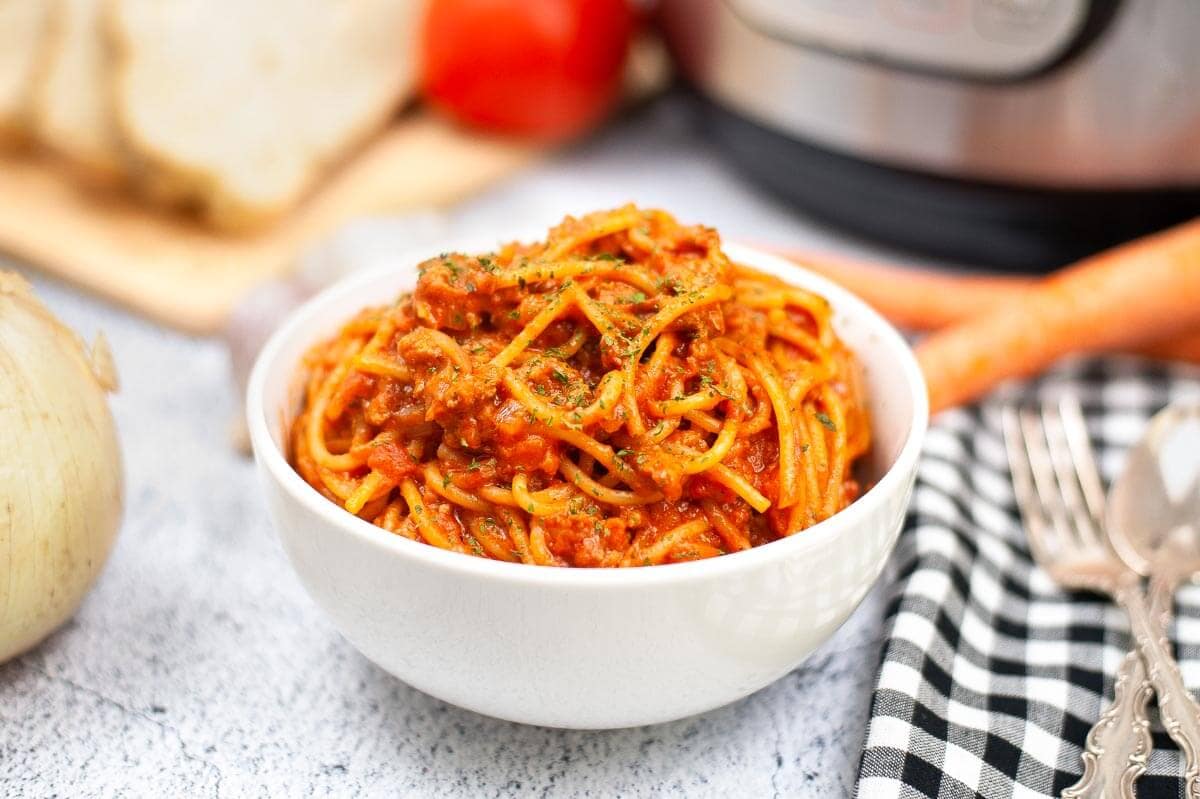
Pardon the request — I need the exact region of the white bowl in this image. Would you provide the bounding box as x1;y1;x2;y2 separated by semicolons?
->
247;243;928;729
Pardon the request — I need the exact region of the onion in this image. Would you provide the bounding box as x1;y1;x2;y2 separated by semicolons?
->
0;273;122;662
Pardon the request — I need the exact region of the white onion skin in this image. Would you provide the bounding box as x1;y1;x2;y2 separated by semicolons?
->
0;275;122;663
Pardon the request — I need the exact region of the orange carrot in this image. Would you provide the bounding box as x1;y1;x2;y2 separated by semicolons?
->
784;252;1031;330
911;217;1200;412
1141;334;1200;363
780;248;1200;366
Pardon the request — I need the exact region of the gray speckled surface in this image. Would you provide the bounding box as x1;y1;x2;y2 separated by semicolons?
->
0;98;914;798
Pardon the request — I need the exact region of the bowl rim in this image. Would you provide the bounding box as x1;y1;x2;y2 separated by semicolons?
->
247;241;928;588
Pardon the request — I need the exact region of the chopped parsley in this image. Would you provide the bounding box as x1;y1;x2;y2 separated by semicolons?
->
551;369;570;385
815;411;836;432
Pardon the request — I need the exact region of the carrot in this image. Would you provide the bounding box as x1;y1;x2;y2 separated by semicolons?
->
784;252;1031;330
912;217;1200;412
780;248;1200;365
1141;334;1200;363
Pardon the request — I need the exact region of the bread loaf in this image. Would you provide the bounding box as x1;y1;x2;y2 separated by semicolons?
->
0;0;52;144
32;0;123;180
108;0;422;230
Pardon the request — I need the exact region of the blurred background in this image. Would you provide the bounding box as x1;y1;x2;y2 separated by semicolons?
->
4;0;1199;340
2;1;1199;795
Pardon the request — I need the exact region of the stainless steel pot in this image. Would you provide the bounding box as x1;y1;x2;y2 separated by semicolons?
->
659;0;1200;268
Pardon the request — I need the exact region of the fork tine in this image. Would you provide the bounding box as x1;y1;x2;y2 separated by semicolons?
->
1018;406;1083;553
1057;395;1107;526
1041;401;1104;549
1002;406;1058;567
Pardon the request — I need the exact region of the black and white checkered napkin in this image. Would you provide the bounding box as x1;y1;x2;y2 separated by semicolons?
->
856;359;1200;799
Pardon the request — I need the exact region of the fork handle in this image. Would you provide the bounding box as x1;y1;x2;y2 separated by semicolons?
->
1118;580;1200;799
1063;648;1153;798
1063;575;1178;798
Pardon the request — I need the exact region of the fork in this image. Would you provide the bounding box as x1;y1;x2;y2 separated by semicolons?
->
1002;400;1200;799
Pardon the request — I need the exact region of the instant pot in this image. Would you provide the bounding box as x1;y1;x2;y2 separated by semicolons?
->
659;0;1200;269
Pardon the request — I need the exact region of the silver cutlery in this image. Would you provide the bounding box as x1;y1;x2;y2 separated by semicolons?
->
1095;402;1200;797
1002;398;1200;799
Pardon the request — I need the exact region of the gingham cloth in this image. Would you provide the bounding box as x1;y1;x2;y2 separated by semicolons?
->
856;359;1200;799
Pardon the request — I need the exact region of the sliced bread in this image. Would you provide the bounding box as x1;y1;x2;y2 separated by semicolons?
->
31;0;123;180
107;0;422;230
0;0;52;144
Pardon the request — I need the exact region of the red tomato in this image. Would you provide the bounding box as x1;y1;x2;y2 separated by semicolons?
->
420;0;636;141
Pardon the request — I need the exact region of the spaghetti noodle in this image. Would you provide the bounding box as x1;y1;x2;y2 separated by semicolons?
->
290;206;870;567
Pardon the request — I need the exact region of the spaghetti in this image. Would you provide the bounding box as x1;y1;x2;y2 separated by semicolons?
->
290;206;870;567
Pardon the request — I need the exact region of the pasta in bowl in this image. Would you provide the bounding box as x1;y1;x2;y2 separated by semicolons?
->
290;207;869;567
249;207;926;728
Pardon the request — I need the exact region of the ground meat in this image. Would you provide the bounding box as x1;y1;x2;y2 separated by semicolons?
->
542;512;629;567
412;253;502;330
366;438;420;484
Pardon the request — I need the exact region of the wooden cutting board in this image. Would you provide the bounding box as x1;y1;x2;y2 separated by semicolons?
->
0;113;538;335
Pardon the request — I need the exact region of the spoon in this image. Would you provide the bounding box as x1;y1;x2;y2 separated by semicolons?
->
1069;402;1200;798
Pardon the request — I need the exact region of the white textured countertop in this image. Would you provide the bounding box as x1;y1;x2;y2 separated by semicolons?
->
1;98;920;797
